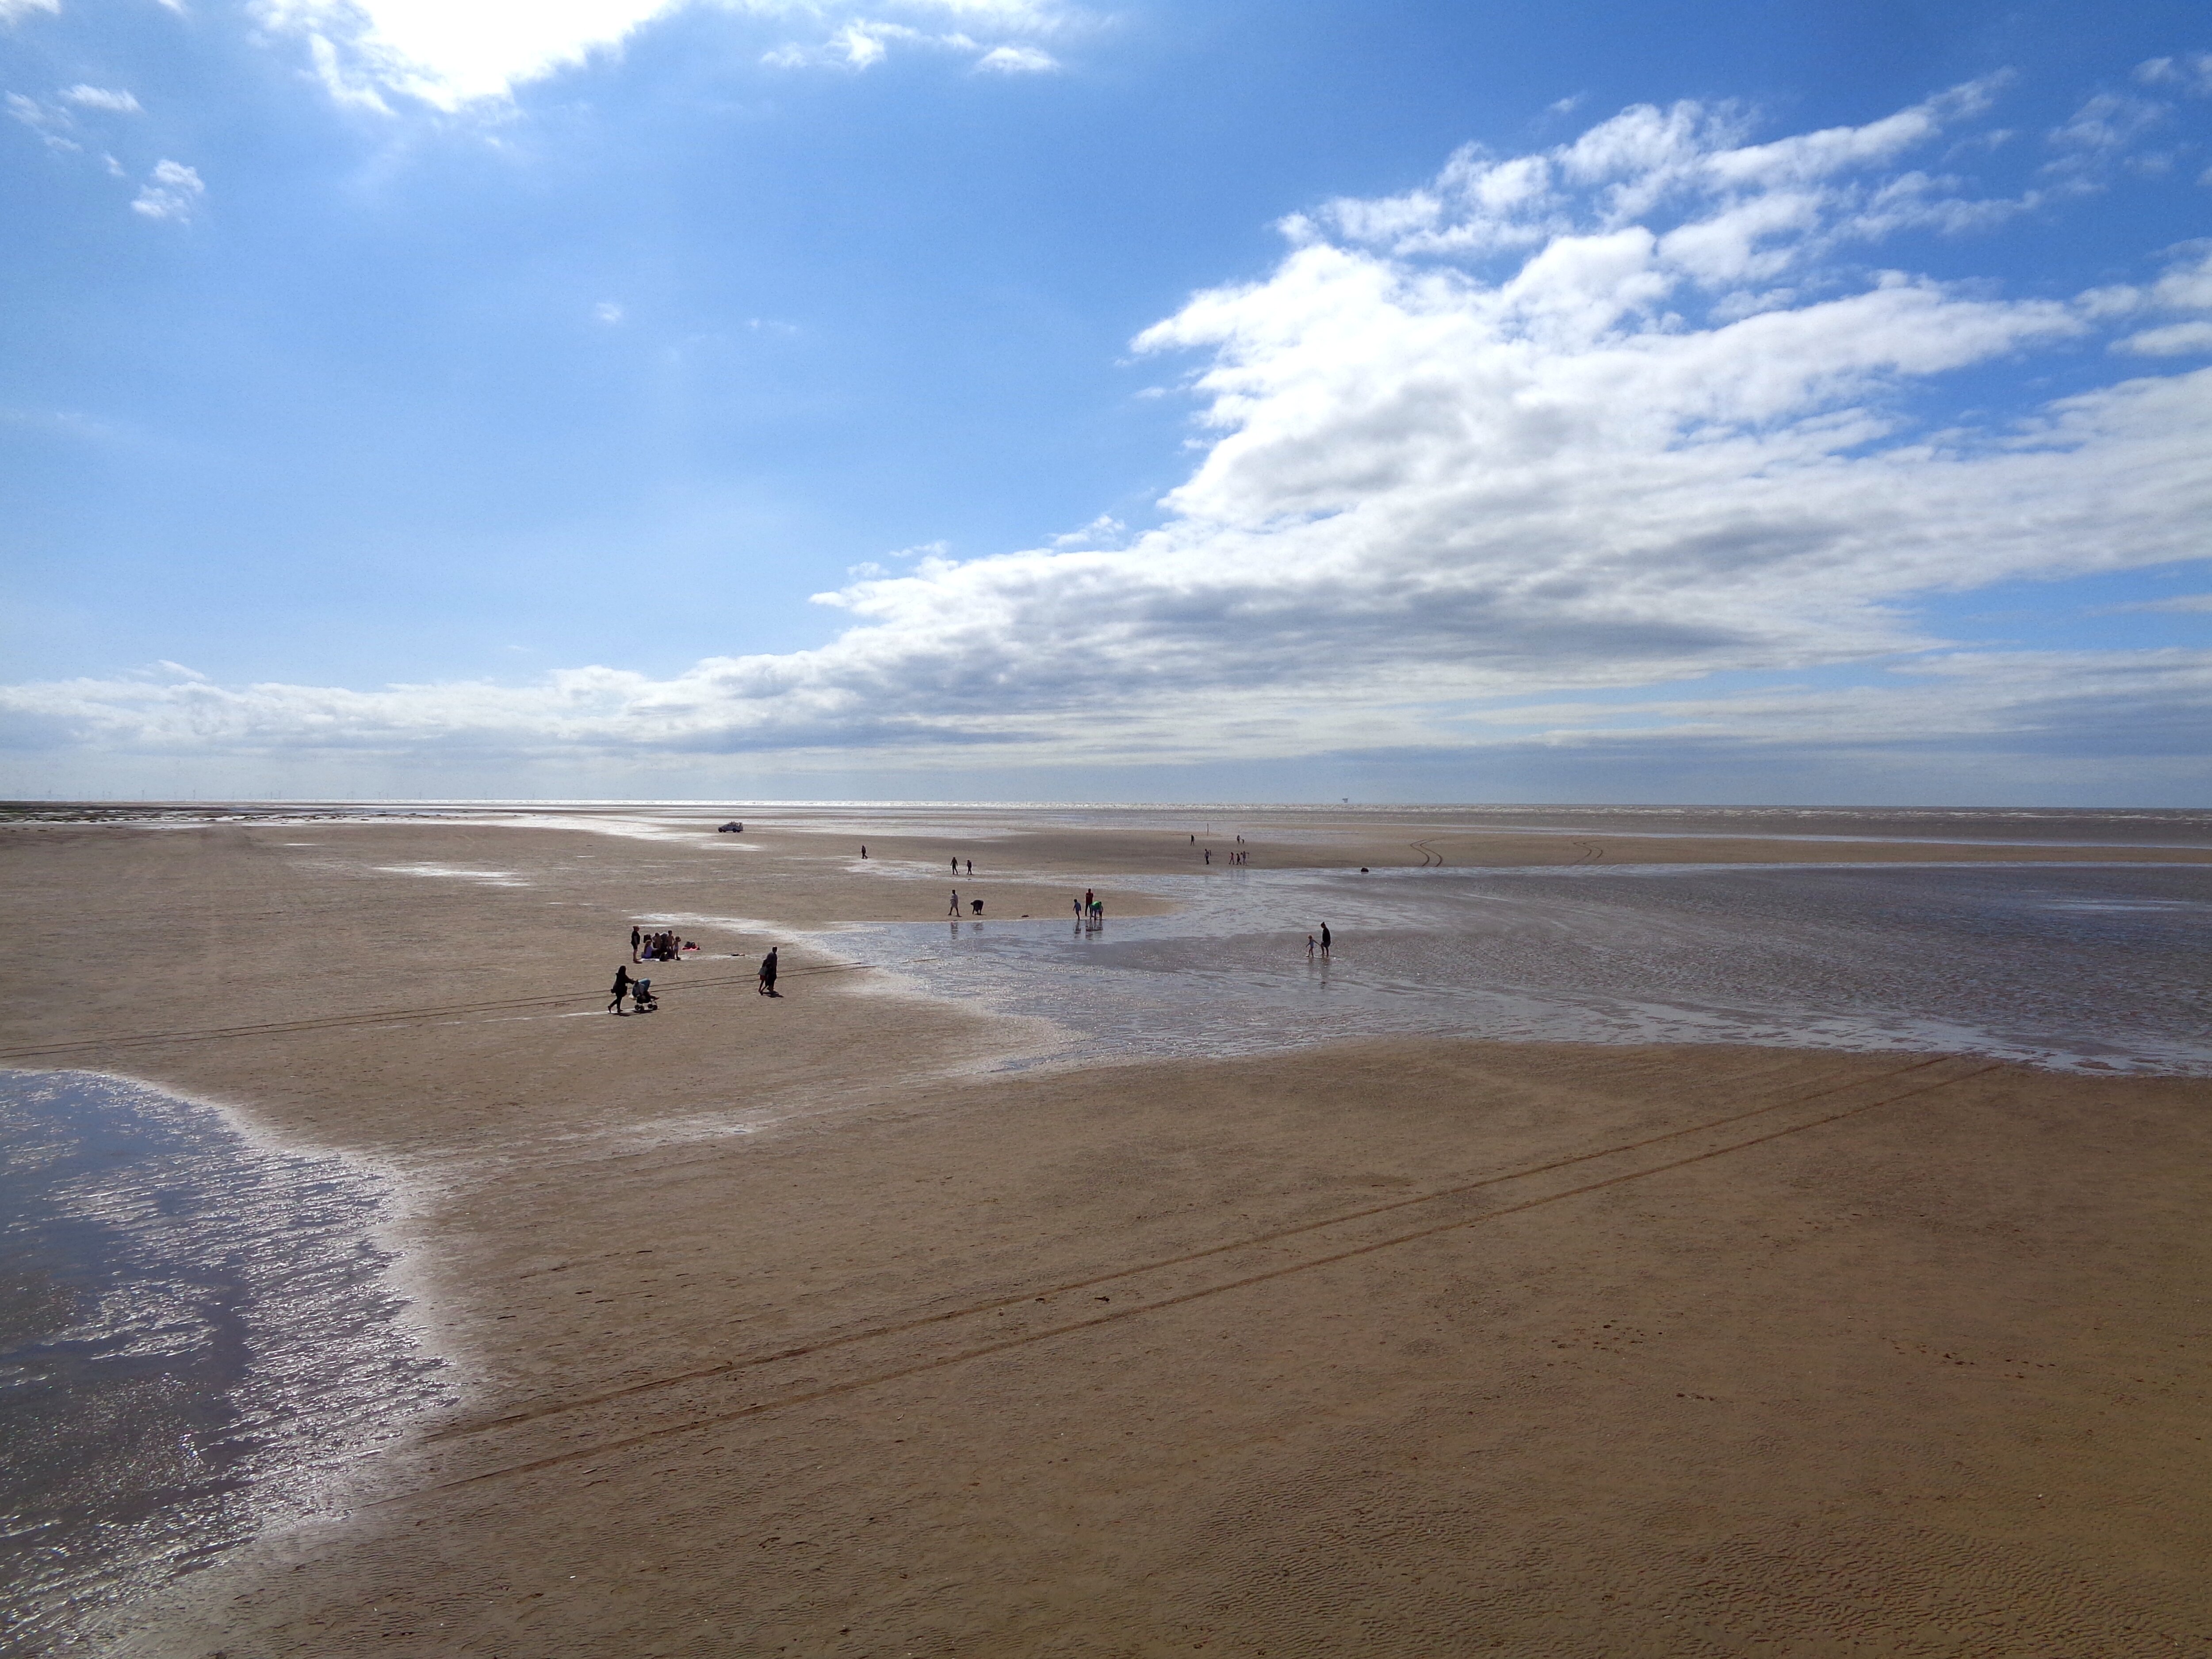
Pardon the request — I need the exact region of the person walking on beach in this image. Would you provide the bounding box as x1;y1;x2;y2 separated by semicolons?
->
630;925;641;963
949;889;961;917
1306;934;1317;961
1320;923;1332;955
951;857;959;874
608;964;632;1013
966;859;973;876
758;947;780;997
861;845;868;858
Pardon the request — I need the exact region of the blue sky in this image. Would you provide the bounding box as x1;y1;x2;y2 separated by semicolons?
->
3;0;2208;803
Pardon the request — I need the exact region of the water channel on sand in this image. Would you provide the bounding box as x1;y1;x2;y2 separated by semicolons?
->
0;1072;449;1653
833;862;2212;1077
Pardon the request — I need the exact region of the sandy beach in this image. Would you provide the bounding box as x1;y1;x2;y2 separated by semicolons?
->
4;804;2210;1656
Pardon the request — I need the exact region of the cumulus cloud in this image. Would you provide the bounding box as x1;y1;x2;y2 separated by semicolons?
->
9;83;2212;777
1293;78;2031;267
129;157;204;220
256;0;1074;109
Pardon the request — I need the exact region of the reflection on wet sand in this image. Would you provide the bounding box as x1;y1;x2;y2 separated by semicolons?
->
0;1073;448;1654
834;863;2212;1076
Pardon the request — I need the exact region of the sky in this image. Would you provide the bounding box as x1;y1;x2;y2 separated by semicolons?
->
2;0;2209;805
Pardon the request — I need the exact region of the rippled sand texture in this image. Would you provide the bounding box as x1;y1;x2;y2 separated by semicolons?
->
1;803;2208;1656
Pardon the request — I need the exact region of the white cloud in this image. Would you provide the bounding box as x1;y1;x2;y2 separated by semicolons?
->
7;90;78;150
61;84;143;112
1050;514;1125;549
7;85;144;160
1426;649;2212;757
257;0;1075;109
130;157;204;220
2117;320;2212;355
2101;592;2212;615
1303;78;2029;267
2086;245;2212;351
8;85;2211;777
975;42;1055;73
2135;53;2212;96
2048;92;2166;157
593;300;624;323
0;0;60;22
256;0;682;109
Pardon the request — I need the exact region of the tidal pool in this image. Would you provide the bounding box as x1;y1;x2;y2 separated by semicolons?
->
831;863;2212;1077
0;1072;448;1652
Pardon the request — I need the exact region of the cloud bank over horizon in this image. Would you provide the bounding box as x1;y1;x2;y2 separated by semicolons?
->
5;70;2211;799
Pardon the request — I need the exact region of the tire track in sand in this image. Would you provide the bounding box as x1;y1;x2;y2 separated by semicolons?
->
390;1055;1998;1500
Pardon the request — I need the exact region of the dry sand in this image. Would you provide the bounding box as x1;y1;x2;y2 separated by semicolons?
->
3;807;2209;1656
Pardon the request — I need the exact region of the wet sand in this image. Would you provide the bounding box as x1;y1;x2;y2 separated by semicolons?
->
3;807;2210;1655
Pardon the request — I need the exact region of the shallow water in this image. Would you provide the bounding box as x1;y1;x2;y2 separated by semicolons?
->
0;1073;449;1652
834;864;2212;1076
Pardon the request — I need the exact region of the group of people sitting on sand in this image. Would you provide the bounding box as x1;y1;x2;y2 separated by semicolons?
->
631;926;697;963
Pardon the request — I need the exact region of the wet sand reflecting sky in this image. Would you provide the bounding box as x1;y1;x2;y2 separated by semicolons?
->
835;863;2212;1076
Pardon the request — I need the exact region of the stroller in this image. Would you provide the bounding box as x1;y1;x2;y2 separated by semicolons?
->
630;977;658;1014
